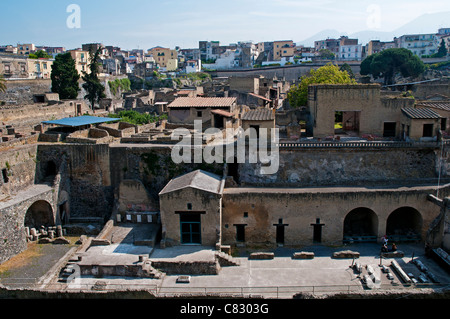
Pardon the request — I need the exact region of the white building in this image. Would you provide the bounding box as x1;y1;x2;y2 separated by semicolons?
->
185;59;202;73
338;36;362;61
202;49;240;70
339;44;362;61
395;33;440;57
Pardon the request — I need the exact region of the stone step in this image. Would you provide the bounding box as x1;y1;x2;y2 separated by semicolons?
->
216;251;240;266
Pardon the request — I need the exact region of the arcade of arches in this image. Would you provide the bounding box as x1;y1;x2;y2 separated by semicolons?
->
343;206;423;242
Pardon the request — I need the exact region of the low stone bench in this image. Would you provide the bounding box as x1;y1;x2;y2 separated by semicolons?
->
381;250;404;258
332;250;360;259
292;252;315;259
249;252;274;260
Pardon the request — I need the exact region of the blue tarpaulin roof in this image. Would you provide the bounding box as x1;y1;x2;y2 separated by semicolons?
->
42;116;121;127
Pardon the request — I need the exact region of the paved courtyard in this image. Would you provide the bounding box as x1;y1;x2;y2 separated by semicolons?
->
56;241;450;298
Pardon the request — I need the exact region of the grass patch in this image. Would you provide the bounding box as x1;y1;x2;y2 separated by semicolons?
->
0;242;43;278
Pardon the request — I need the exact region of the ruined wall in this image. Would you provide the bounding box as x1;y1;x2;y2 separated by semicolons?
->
37;144;113;220
222;185;450;247
0;143;39;200
0;101;90;130
0;187;55;264
109;146;224;204
212;63;361;82
307;84;416;138
118;179;156;213
0;79;52;105
411;82;450;99
238;146;444;188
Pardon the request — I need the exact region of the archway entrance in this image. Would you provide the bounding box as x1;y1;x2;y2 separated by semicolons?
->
25;200;54;229
386;207;422;242
343;208;378;243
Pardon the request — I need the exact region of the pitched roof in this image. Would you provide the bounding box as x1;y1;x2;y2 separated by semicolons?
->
401;107;441;119
416;101;450;112
168;97;236;108
159;170;224;196
241;108;275;121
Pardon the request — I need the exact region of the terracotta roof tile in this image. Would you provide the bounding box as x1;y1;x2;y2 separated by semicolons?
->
416;101;450;112
401;107;441;119
159;170;223;195
241;108;275;121
168;97;237;108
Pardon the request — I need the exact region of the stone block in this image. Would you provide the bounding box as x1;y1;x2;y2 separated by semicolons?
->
381;250;404;258
38;237;53;244
332;250;360;259
249;252;274;260
52;237;71;245
292;251;314;259
90;238;111;246
176;275;191;283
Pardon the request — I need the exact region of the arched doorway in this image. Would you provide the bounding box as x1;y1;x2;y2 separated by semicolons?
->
25;200;54;229
343;207;378;243
386;207;422;242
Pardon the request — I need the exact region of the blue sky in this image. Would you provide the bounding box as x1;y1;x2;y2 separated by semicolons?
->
1;0;450;50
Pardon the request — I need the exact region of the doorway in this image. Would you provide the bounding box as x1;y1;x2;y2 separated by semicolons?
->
383;122;396;138
311;218;325;243
235;224;246;242
179;213;202;244
274;218;288;245
335;111;360;135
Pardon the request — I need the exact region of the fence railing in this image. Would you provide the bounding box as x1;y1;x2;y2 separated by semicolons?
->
2;280;448;298
277;140;450;149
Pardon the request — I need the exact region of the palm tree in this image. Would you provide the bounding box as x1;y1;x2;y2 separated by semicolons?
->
0;75;6;93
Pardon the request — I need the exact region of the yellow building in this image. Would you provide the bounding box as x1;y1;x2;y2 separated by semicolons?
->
68;49;90;75
273;40;295;61
27;58;53;79
147;46;178;70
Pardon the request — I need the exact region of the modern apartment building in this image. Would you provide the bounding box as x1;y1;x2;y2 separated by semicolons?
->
338;36;362;61
68;49;90;75
273;40;295;61
147;46;178;71
395;33;440;57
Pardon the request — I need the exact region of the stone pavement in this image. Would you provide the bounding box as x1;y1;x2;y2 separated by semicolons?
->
57;242;450;298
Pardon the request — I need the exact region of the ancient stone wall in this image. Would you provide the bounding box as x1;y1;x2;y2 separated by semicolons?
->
37;144;113;221
0;143;39;199
307;84;413;138
0;186;55;264
238;146;445;188
222;185;450;247
211;63;361;82
0;100;90;130
0;79;52;105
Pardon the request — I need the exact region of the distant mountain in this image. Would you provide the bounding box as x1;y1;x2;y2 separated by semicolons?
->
297;11;450;47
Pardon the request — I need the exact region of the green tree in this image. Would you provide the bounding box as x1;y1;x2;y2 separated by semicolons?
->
287;63;357;107
360;48;425;85
82;48;106;109
339;63;355;79
0;74;6;93
51;53;80;99
318;49;335;60
435;39;448;58
29;50;52;59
